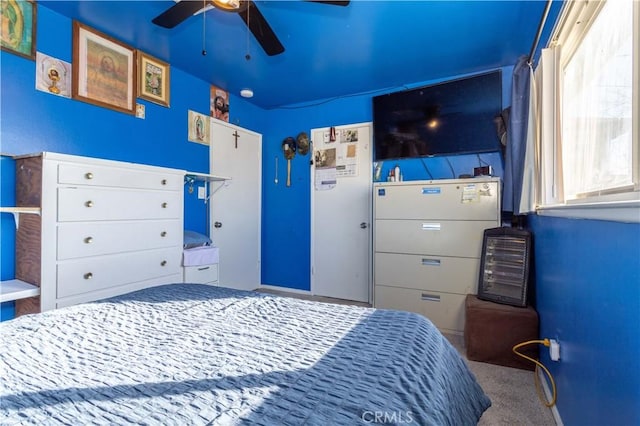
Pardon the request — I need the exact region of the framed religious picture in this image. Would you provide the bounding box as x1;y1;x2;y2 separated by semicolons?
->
72;21;136;114
188;110;210;145
210;85;229;122
137;50;170;107
1;0;37;60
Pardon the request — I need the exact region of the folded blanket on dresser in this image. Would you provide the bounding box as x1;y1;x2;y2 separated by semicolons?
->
0;284;490;425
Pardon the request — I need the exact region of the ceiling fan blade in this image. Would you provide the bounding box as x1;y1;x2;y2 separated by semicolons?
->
238;1;285;56
306;1;350;6
152;1;207;29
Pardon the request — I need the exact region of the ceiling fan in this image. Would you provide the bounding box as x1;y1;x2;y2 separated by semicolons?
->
152;0;350;56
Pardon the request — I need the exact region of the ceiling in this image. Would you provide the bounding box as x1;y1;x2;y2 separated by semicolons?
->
39;1;563;109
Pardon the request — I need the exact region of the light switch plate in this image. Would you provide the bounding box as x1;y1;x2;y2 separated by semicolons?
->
197;186;206;199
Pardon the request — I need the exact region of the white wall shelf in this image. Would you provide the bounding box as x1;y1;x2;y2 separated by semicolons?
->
184;171;231;200
0;279;40;303
0;207;41;229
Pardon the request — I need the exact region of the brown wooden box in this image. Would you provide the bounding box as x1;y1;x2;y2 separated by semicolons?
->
464;295;539;371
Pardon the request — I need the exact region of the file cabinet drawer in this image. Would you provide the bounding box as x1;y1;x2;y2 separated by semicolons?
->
375;219;494;258
374;285;467;333
374;253;478;294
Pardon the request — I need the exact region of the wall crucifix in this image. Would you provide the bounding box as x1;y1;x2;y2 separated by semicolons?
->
232;130;240;149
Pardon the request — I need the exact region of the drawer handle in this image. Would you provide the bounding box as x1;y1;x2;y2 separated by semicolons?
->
421;258;441;266
85;200;94;208
84;272;93;280
161;179;167;185
161;202;168;208
161;260;167;266
197;266;211;271
85;172;94;180
421;293;441;302
421;223;441;231
160;231;167;237
84;237;93;244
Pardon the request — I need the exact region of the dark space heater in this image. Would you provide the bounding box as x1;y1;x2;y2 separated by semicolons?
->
477;227;532;307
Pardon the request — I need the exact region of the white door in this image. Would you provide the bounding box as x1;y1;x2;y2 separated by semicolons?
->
209;120;262;291
311;122;372;303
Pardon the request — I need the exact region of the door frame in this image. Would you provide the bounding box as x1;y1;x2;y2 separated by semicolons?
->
309;122;373;304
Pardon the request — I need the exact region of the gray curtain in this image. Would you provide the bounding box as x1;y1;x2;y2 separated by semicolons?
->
503;55;531;214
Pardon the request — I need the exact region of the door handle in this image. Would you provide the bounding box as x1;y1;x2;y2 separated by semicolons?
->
214;221;222;228
360;222;368;229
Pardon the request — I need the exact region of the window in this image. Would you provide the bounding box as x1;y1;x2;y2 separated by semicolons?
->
537;0;639;222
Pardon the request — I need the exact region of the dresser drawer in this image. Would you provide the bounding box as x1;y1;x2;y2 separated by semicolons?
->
374;180;499;221
375;253;478;294
57;247;182;298
374;285;467;333
58;162;183;191
375;219;494;258
183;264;219;284
57;187;182;221
57;220;182;260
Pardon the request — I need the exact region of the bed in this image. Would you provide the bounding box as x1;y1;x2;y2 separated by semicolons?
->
1;284;490;425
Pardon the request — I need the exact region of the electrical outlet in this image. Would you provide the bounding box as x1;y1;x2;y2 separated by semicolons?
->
549;339;560;361
197;186;206;200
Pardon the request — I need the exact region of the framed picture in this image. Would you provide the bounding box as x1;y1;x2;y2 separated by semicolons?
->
188;110;210;145
0;0;37;60
72;21;136;114
138;50;170;107
210;85;229;122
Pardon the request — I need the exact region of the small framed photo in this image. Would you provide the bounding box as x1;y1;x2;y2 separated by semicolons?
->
72;21;137;114
1;0;37;60
138;50;170;107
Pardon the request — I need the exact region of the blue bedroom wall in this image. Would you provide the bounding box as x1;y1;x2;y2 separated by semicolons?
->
529;214;640;425
0;5;265;311
259;67;511;290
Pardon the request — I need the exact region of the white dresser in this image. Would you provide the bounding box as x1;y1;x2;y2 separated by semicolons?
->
373;177;501;334
13;152;184;315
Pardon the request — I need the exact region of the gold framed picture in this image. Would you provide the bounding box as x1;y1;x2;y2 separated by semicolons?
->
72;21;136;114
138;50;170;107
0;0;37;60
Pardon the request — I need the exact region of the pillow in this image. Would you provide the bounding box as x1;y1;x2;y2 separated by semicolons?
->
183;230;212;249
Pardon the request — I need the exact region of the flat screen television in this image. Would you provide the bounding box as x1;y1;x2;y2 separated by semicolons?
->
373;70;503;161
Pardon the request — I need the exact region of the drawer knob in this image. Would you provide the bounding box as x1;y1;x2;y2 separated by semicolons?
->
161;202;168;208
161;260;167;266
160;231;167;237
85;200;94;208
161;179;167;185
84;272;93;280
84;237;94;244
85;172;94;180
197;266;211;271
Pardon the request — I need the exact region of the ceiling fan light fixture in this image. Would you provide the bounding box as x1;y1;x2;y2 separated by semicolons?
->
212;0;242;11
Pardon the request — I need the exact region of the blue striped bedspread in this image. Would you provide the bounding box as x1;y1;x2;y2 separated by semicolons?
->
1;284;490;425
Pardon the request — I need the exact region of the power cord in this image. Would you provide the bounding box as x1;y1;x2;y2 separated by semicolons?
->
512;339;557;407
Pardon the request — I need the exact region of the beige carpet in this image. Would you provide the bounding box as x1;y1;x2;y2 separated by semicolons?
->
255;287;557;425
444;334;557;426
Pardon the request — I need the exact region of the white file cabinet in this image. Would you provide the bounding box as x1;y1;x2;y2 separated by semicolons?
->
373;178;501;334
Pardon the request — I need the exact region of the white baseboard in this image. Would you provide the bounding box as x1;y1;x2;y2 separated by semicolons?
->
257;284;312;295
537;367;564;426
